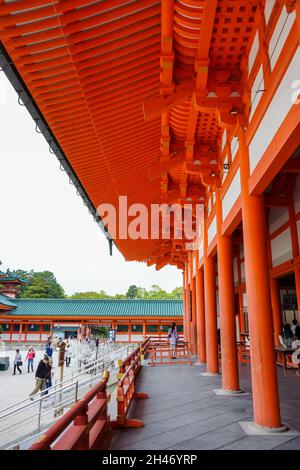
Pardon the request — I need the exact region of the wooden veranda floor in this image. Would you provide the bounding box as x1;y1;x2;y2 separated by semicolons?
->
110;361;300;450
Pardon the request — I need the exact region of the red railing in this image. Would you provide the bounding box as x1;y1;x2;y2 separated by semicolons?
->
30;371;111;450
111;338;150;428
149;340;192;366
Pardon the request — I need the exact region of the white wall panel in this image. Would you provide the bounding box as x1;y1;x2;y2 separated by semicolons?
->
116;334;129;341
271;228;293;266
269;206;289;234
208;216;217;245
249;48;300;173
265;0;276;25
131;335;144;342
222;169;241;220
248;31;259;73
27;334;39;341
269;9;296;70
198;241;203;261
250;65;265;120
231;137;239;160
222;129;227;151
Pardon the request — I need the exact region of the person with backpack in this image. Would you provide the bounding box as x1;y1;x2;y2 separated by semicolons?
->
12;349;22;375
25;346;36;373
168;322;179;359
29;355;49;399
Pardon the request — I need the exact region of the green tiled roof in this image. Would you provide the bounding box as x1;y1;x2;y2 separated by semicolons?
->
0;294;17;308
1;298;183;318
0;271;27;284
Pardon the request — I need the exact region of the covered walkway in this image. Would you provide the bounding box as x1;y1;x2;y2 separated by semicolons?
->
111;363;300;450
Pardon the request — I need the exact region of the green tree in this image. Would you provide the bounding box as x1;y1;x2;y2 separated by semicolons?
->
126;285;138;299
69;290;110;299
21;271;65;298
169;286;183;299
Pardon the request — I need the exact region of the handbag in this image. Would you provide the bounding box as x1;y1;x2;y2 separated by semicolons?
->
17;361;23;366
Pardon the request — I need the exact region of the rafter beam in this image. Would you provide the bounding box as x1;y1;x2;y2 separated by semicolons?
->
143;78;194;121
148;152;185;180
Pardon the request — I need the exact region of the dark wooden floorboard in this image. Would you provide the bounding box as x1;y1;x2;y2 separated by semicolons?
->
110;362;300;450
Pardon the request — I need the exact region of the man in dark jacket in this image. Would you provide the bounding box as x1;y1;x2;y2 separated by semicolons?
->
29;355;49;399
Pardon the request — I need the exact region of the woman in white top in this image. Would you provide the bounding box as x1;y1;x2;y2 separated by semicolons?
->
168;322;179;359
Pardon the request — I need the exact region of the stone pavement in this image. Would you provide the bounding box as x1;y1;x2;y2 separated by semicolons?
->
110;362;300;450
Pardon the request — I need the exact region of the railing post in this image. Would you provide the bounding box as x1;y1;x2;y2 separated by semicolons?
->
73;404;89;450
37;397;42;433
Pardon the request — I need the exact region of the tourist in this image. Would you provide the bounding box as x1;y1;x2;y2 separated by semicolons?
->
168;322;178;359
25;346;36;373
65;343;72;367
45;340;53;365
12;349;22;375
283;323;293;347
291;319;299;336
29;355;49;399
44;359;53;395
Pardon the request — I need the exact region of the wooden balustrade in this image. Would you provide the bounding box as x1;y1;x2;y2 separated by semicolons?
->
29;371;111;450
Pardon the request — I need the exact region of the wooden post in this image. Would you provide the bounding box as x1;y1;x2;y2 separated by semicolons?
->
203;218;219;374
239;126;281;428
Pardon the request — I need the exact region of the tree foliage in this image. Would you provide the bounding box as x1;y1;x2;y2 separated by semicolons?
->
11;270;65;298
5;268;182;300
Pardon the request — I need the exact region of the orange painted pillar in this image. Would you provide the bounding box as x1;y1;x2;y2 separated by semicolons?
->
216;190;240;391
190;276;197;356
195;263;206;363
270;278;282;346
203;218;219;374
239;127;281;428
184;268;191;346
189;253;197;356
182;271;187;342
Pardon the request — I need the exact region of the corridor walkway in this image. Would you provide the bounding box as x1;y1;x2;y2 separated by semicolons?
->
111;363;300;450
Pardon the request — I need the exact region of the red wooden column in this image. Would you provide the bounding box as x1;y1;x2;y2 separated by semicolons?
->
239;127;282;429
216;190;240;392
184;267;191;347
189;253;197;356
270;278;282;347
203;218;219;374
18;322;22;343
182;271;187;342
195;256;206;364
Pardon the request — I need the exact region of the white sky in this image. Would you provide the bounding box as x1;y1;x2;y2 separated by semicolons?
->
0;74;182;296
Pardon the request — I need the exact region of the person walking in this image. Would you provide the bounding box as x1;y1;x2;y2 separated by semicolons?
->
25;346;36;373
44;360;53;395
13;349;22;375
45;340;53;365
168;322;179;359
65;343;72;367
29;355;49;399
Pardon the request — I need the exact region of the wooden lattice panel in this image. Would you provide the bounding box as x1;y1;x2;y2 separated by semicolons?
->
210;0;257;69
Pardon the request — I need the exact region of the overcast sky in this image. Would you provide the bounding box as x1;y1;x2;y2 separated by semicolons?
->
0;74;181;296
